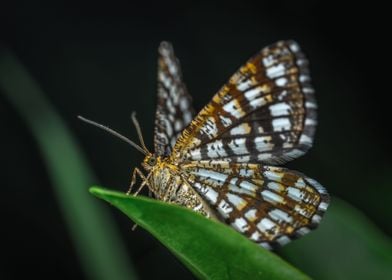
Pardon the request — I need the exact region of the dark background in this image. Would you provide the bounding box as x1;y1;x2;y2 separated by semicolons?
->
1;1;390;279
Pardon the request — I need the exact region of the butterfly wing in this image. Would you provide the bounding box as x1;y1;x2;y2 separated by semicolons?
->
154;41;195;156
173;41;316;164
182;160;329;249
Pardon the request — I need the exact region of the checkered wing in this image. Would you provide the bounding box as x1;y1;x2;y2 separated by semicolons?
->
154;41;195;156
183;160;329;249
173;41;316;164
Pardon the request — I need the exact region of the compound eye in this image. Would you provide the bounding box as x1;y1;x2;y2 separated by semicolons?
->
148;157;157;166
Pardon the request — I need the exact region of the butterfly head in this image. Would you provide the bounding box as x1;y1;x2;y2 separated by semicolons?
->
141;153;160;171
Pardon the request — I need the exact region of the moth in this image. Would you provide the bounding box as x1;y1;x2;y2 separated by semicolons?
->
79;41;329;249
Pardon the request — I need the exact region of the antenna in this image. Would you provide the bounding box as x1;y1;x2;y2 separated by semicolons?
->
78;115;148;155
131;112;148;152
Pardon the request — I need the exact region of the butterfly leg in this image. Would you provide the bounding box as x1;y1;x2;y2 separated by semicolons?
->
126;167;149;231
127;167;149;195
133;171;153;196
128;170;152;231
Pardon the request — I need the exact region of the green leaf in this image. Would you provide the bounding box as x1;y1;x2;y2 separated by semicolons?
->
280;197;392;280
90;186;310;280
0;49;137;280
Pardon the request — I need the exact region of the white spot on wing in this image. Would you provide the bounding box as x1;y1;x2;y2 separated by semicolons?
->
299;134;313;145
266;64;286;79
300;75;310;82
319;202;328;211
261;190;284;204
297;59;306;66
207;142;228;158
276;235;291;246
193;169;228;182
255;136;274;152
284;149;304;159
305;119;317;126
183;112;192;124
238;180;258;192
269;103;291;117
159;72;171;88
170;137;176;147
193;203;203;211
263;170;283;182
287;187;302;201
179;97;189;110
267;182;283;191
174;120;182;131
204;188;219;204
312;214;322;223
226;193;246;208
305;102;317;109
166;97;176;114
236;79;253;91
245;209;257;221
223;100;246;119
260;242;273;250
217;200;233;218
230;123;251;135
257;126;264;133
295;178;306;188
305;178;325;193
235;155;250;162
244;87;262;101
232;218;249;232
219;115;233;127
163;118;173;136
250;231;261;241
257;218;276;232
289;42;300;53
239;168;254;177
276;77;288;87
272;118;291;131
263;55;275;67
228;138;247;155
303;87;314;94
296;227;311;236
249;96;268;108
269;209;293;223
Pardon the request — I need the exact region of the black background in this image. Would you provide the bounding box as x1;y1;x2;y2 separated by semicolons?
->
1;1;390;279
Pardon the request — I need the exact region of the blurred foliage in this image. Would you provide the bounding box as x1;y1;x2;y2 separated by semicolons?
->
90;186;310;280
0;49;137;280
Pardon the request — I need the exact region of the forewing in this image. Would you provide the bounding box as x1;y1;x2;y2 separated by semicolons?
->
154;41;195;156
183;161;329;249
173;41;316;164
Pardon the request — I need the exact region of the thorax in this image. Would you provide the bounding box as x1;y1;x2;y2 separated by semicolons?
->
143;156;214;218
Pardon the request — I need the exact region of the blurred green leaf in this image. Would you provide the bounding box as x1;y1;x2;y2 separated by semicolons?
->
281;197;392;279
0;49;137;280
90;186;310;280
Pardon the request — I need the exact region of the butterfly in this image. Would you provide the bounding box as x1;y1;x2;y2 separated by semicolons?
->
79;40;329;250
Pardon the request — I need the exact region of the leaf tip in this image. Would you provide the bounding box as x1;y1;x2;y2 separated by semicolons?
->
89;186;104;197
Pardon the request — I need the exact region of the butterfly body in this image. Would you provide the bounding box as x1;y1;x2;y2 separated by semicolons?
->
129;40;328;250
140;153;215;218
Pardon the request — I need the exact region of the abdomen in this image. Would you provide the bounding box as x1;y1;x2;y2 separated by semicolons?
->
149;166;215;218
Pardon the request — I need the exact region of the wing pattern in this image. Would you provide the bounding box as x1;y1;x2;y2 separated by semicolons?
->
172;41;316;165
150;40;329;249
154;42;195;156
182;160;329;249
